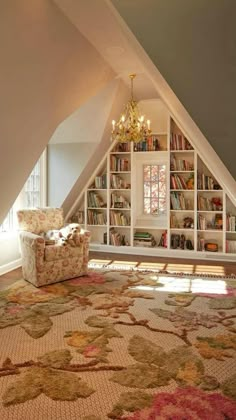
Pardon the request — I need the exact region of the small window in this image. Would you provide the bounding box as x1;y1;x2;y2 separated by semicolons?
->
143;164;167;215
0;152;46;233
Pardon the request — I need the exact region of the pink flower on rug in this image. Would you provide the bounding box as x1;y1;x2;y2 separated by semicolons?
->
68;272;105;285
83;344;101;358
6;305;25;315
197;287;236;298
124;387;236;420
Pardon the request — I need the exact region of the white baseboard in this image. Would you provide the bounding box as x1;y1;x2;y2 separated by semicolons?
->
0;258;22;276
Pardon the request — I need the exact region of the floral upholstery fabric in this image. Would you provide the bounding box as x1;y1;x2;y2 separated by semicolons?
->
17;208;91;287
44;242;83;262
17;207;64;235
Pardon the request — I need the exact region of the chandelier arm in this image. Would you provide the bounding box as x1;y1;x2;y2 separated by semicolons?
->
111;74;151;143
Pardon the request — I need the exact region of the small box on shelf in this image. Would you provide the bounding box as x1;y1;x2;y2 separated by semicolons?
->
197;234;221;252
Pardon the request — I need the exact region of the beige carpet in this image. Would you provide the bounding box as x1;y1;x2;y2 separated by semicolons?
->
0;266;236;419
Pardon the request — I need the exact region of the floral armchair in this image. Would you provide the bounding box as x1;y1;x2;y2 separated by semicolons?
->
17;207;91;287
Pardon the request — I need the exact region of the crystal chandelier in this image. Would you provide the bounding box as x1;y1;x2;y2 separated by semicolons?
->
111;74;151;143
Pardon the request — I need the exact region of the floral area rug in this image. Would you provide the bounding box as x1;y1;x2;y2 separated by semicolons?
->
0;267;236;419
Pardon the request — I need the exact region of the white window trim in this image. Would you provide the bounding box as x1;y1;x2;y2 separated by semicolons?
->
134;153;168;228
0;149;47;236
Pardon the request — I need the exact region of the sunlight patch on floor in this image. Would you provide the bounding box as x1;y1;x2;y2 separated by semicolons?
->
131;276;227;294
194;265;225;275
88;259;112;268
165;264;194;273
137;262;166;271
106;261;139;270
190;279;227;294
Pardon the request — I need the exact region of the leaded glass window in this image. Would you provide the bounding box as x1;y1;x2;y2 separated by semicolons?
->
143;164;166;215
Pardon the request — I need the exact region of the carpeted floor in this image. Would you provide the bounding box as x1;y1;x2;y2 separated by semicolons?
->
0;265;236;419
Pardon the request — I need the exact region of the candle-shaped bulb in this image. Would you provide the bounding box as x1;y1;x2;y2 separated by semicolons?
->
112;120;116;130
147;120;150;130
121;115;125;122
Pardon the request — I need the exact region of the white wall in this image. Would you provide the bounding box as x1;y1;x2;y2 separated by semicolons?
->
47;143;97;207
0;235;21;275
0;0;114;224
48;80;122;207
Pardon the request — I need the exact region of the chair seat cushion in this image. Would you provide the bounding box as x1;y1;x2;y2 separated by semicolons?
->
44;243;83;262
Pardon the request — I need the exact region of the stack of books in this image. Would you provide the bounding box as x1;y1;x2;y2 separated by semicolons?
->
133;232;156;247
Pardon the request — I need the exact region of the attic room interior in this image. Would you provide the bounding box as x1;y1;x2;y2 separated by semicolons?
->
0;1;236;419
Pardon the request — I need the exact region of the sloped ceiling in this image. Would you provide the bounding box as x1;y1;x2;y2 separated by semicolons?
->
0;0;114;223
111;0;236;180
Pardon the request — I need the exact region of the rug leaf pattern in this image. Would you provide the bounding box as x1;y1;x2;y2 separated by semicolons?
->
0;269;236;419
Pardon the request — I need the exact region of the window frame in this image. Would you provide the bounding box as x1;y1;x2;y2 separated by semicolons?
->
0;150;47;234
143;163;167;216
134;153;168;227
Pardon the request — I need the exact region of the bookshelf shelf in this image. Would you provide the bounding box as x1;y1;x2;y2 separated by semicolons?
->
170;150;194;153
170;210;194;213
110;152;131;155
87;224;107;227
110;225;130;229
170;189;194;191
197;210;223;213
87;189;107;192
198;229;223;233
170;171;194;173
170;228;194;231
69;107;236;260
87;207;106;210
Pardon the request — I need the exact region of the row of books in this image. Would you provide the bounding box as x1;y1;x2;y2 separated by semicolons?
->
110;174;131;190
226;240;236;253
170;192;193;210
197;213;223;231
88;192;106;208
87;210;107;225
226;214;236;231
110;193;130;209
197;172;221;190
197;196;222;211
109;228;128;246
170;157;194;171
90;174;107;189
133;136;161;152
112;142;130;152
110;156;130;172
170;133;193;151
71;211;84;224
110;211;130;226
170;174;194;190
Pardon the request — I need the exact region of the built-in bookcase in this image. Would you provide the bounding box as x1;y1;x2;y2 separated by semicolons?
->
225;195;236;253
69;105;236;261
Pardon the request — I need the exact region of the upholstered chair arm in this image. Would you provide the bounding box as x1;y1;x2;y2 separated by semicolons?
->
19;231;45;266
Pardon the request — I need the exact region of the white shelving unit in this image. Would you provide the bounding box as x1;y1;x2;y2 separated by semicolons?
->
69;103;236;261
